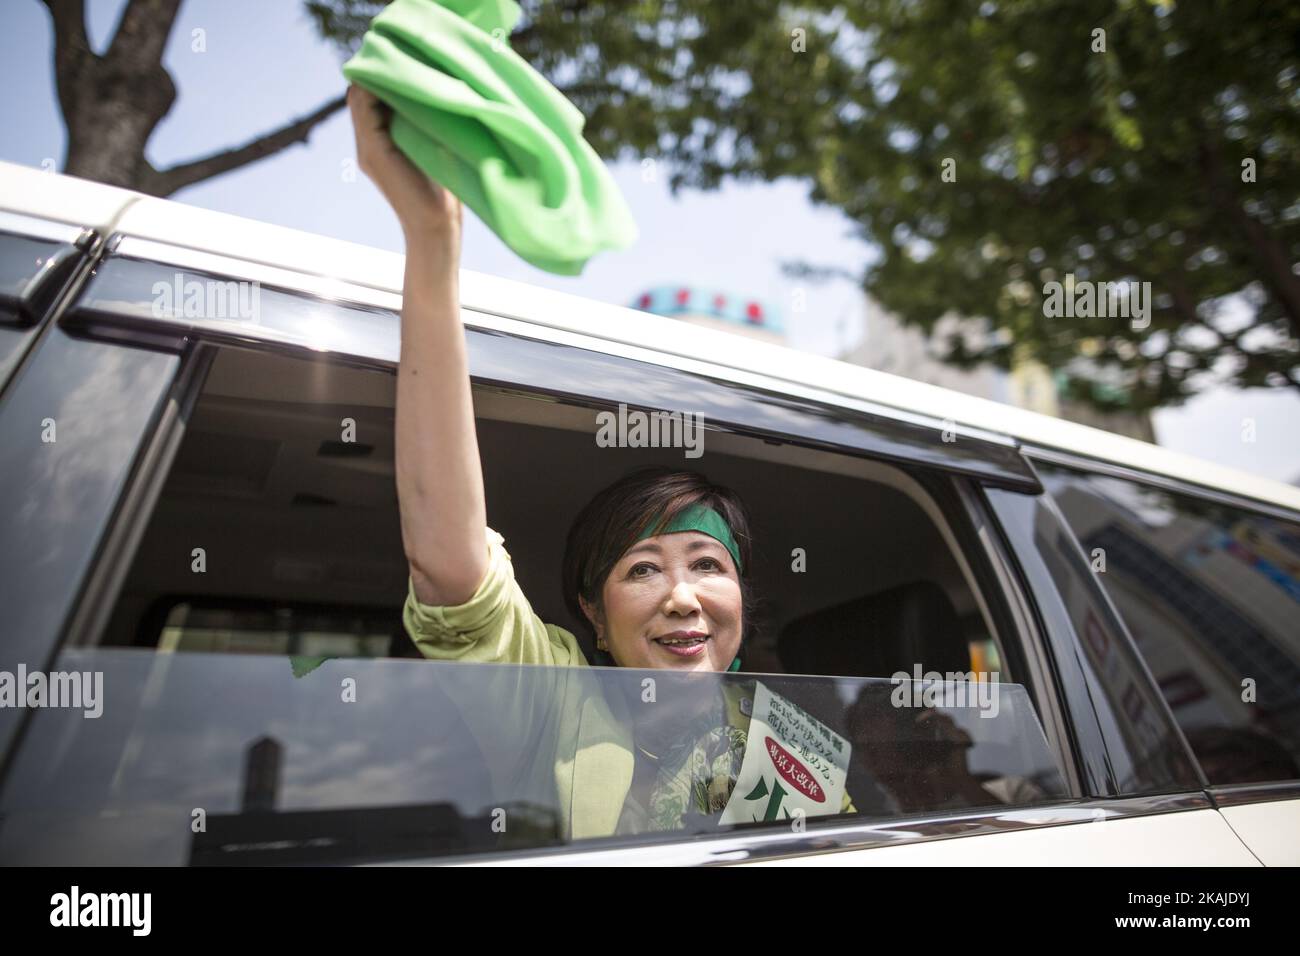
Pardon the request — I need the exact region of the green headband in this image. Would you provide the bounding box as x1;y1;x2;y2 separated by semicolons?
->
635;502;743;573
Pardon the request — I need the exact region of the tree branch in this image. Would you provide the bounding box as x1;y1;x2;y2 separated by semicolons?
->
512;0;598;48
40;0;94;121
148;92;347;197
1158;270;1204;330
1197;136;1300;341
105;0;183;68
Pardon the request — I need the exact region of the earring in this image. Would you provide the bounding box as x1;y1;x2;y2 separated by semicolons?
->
596;636;608;651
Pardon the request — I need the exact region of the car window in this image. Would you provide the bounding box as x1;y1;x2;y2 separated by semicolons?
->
0;649;1064;864
0;325;178;757
2;275;1073;862
91;324;1013;688
1039;463;1300;786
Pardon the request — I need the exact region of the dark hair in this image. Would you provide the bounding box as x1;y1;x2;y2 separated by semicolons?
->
562;467;758;662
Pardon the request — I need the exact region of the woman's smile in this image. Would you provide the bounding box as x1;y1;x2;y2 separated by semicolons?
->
652;629;710;657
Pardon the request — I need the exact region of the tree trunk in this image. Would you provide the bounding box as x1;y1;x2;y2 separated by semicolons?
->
47;0;181;190
42;0;345;197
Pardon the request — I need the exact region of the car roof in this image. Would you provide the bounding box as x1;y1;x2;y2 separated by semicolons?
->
3;159;1298;515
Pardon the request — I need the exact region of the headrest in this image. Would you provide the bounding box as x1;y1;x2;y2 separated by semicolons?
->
778;580;968;678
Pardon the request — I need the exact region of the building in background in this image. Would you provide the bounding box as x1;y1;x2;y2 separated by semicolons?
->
632;285;785;346
632;286;1154;443
840;297;1155;442
843;298;1015;407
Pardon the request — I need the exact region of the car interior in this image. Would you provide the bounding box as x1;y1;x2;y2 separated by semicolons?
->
101;344;1007;681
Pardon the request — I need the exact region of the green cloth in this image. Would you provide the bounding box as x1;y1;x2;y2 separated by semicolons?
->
343;0;638;275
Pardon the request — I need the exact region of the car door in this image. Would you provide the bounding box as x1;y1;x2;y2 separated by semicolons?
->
735;473;1261;866
0;219;1261;866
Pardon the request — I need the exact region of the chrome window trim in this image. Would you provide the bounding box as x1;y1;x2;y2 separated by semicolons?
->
100;239;1006;458
1209;781;1300;808
68;252;1042;489
1026;445;1300;524
94;241;1019;450
111;235;403;310
0;210;91;245
376;793;1211;866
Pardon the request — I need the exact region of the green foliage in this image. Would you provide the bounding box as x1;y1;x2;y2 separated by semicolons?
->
313;0;1300;409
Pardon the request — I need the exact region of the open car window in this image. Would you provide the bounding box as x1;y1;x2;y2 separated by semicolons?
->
2;274;1076;863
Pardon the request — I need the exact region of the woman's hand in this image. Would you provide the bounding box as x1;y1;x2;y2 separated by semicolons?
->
347;84;463;247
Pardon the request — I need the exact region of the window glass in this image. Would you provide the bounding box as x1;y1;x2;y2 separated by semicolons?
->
0;649;1065;864
984;487;1201;794
0;327;177;756
1040;464;1300;785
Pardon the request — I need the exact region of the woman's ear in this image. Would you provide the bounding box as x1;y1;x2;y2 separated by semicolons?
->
578;594;606;648
577;595;600;632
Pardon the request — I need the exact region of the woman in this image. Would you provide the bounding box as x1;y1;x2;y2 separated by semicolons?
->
349;86;851;840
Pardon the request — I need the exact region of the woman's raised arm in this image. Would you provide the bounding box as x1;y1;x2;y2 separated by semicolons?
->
348;85;487;606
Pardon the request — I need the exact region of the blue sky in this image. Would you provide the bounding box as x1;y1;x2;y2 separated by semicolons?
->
2;0;1296;482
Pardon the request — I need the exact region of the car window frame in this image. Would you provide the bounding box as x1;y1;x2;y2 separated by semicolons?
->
0;212;98;400
0;222;180;770
22;241;1171;864
984;477;1210;798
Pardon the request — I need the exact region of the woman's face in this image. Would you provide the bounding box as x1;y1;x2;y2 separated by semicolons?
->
581;531;743;672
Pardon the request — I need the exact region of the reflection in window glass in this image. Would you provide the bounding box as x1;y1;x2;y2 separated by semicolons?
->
1040;465;1300;785
156;603;394;658
0;232;67;305
0;649;1065;864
